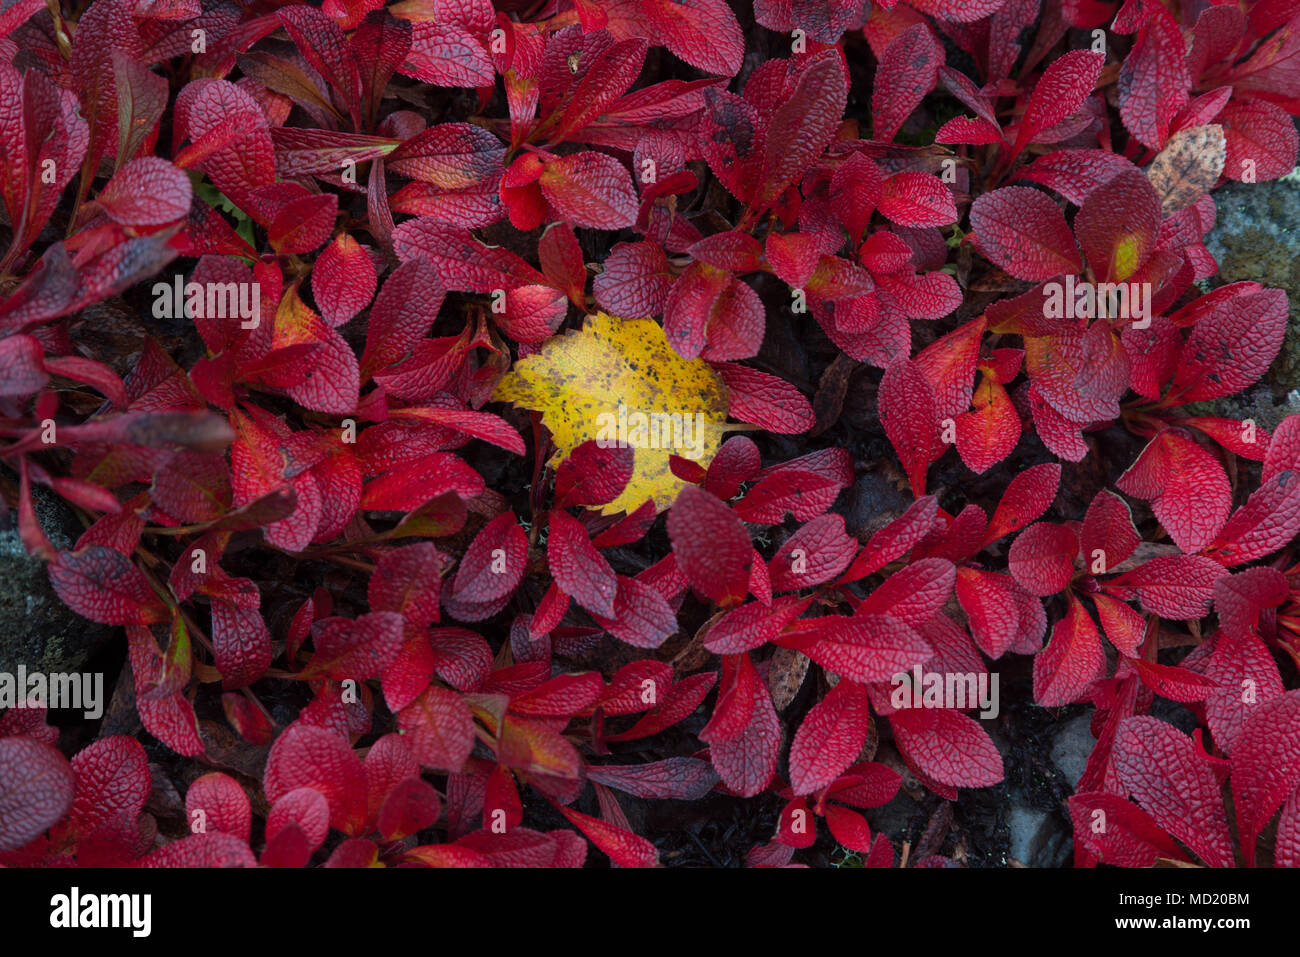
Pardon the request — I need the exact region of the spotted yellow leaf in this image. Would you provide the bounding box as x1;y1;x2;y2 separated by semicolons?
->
493;312;732;515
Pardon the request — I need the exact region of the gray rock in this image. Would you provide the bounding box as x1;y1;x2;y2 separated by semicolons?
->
1005;804;1070;868
844;471;911;540
1201;170;1300;404
1050;713;1096;790
863;790;920;848
0;485;112;677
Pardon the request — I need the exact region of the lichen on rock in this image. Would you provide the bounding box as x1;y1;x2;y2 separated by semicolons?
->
1203;170;1300;394
0;482;113;678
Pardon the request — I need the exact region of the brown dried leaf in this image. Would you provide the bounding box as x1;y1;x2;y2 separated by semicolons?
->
766;646;811;710
1146;125;1226;215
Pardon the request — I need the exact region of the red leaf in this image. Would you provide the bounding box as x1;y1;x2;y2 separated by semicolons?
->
1013;50;1104;153
359;452;485;511
265;787;330;863
393;219;546;292
1068;791;1191;867
264;724;368;836
1231;690;1300;866
419;633;484;707
210;599;272;690
841;496;940;583
824;803;874;853
586;758;718;799
398;685;475;773
1187;632;1284;757
913;317;985;419
1093;593;1146;657
448;512;527;605
313;234;377;327
1033;593;1105;706
593;241;673;316
1130;659;1218;703
94;157;192;226
554;440;634;509
0;335;48;399
1220;99;1299;182
791;613;932;683
667;486;752;606
889;707;1003;788
756;51;848;210
1106;554;1224;619
703;596;809;654
1173;287;1287;402
769;514;858;591
1204;467;1300;567
370;543;445;629
1117;9;1190;149
48;547;167;625
360;259;447;377
1081;489;1140;570
185;772;251;843
127;627;205;757
983;462;1061;546
593;575;678;649
878;358;943;497
1075;166;1161;284
144;832;256;868
878;171;957;227
378;777;441;842
539;152;637;230
1214;567;1290;642
859;558;956;627
0;737;75;852
789;681;871;795
710;361;814;434
270;289;360;416
969;186;1081;280
538;222;587;306
510;671;604;718
872;24;941;143
61;735;150;846
404;21;493;87
1116;428;1230;553
303;612;404;681
957;568;1035;659
1008;522;1079;597
955;372;1019;473
389;122;505;188
269;193;338;256
628;0;743;77
606;671;717;742
1114;716;1233;868
388;403;525;455
548;511;618;617
554;803;657;868
709;673;781;797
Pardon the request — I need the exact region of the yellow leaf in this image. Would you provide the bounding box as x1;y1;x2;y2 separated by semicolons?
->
1110;232;1144;283
492;312;731;515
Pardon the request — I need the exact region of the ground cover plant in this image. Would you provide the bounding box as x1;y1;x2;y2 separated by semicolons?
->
2;0;1300;869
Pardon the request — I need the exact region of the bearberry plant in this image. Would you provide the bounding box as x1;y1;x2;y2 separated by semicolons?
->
2;0;1300;869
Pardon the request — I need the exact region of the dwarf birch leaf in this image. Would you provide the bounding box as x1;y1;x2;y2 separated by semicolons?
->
493;312;731;515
